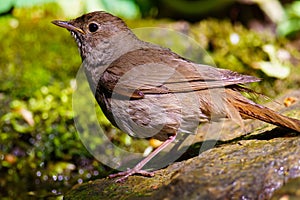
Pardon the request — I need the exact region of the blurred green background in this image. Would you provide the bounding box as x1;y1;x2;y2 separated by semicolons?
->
1;0;300;199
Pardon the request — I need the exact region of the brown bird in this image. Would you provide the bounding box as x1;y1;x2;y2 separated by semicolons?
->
52;11;300;182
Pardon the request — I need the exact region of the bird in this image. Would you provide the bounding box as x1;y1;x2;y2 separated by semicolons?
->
52;11;300;182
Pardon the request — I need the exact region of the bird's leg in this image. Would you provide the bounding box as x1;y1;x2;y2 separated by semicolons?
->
109;134;177;183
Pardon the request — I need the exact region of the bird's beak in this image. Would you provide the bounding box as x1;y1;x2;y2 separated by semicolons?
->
52;20;85;35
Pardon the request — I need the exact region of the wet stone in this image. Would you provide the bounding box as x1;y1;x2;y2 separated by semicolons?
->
64;91;300;200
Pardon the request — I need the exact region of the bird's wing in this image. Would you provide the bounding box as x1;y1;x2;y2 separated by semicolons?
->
99;48;260;99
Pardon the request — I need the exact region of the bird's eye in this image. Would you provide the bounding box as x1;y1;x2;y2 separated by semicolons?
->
88;23;99;32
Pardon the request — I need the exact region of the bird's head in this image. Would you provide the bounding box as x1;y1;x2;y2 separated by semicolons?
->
52;11;132;60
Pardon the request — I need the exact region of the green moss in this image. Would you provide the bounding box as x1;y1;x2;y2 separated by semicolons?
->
191;19;299;97
0;4;80;98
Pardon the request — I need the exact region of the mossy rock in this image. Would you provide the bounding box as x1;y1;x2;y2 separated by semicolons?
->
64;90;300;200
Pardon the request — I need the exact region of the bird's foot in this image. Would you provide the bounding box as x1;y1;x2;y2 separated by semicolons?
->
109;135;176;183
109;168;155;183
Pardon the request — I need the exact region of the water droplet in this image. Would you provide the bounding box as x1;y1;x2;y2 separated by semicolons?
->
36;171;41;177
43;175;48;181
58;175;64;181
230;33;240;45
77;178;83;184
86;173;91;178
93;170;99;176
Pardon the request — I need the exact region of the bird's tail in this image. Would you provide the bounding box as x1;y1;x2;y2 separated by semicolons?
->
226;90;300;132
